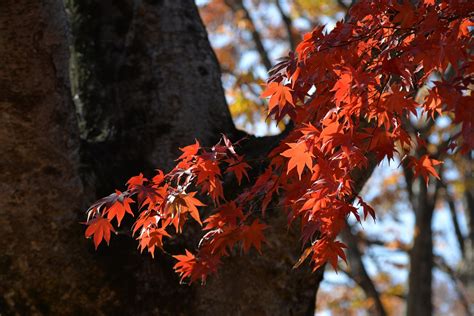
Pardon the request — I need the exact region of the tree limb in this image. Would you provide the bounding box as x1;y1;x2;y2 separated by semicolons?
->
434;255;473;316
341;226;388;316
442;183;466;257
224;0;272;71
275;0;297;51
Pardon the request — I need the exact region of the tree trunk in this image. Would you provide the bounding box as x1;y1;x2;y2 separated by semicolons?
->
67;0;239;196
406;178;435;316
0;0;116;314
341;227;387;316
461;154;474;313
67;0;321;314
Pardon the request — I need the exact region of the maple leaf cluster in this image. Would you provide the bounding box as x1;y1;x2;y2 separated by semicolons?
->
258;0;472;273
85;136;262;283
85;0;473;283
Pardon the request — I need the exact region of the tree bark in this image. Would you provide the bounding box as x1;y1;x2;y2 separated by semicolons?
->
66;0;321;315
67;0;240;196
0;0;116;314
341;227;387;316
460;154;474;313
406;172;436;316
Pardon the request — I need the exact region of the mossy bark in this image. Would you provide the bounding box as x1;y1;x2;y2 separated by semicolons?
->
0;0;116;313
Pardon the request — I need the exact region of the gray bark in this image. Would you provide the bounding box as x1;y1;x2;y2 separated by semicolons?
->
0;0;115;313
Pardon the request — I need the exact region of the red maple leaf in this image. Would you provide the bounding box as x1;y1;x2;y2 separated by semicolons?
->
260;81;294;115
204;201;244;230
173;250;197;282
225;155;251;185
85;216;116;249
392;1;417;28
281;141;314;179
182;192;206;224
138;228;171;258
357;197;376;221
173;250;220;284
240;219;267;254
178;140;200;161
127;173;146;189
105;192;134;226
165;192;206;232
409;155;443;185
312;238;347;271
332;68;353;107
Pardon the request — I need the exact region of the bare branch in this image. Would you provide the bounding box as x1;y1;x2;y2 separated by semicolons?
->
274;0;296;51
224;0;272;71
402;160;415;208
434;255;473;316
463;154;474;248
442;183;466;257
337;0;349;10
341;226;388;316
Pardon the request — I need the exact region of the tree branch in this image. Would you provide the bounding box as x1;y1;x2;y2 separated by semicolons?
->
442;183;466;257
463;154;474;248
341;226;388;316
434;255;473;316
337;0;350;10
225;0;272;71
274;0;297;51
402;160;415;208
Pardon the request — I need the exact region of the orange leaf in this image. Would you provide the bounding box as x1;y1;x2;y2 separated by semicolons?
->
182;192;206;225
127;173;146;188
260;82;294;114
312;239;347;271
138;228;170;258
409;155;443;186
85;217;116;250
105;193;134;226
281;141;314;179
178;140;200;161
225;155;251;185
240;219;267;254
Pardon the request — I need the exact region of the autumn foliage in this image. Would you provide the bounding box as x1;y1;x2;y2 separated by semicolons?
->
85;0;473;284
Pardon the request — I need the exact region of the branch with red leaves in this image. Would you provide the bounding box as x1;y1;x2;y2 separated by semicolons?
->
84;0;473;284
